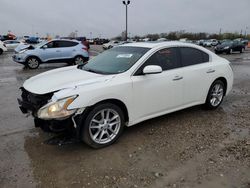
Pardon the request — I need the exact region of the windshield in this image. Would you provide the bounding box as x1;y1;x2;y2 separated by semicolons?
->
34;40;48;48
221;41;233;46
82;46;149;74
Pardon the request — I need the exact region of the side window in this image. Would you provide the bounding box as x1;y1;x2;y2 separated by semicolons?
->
46;41;61;48
157;48;181;70
180;47;209;67
134;48;181;75
46;41;55;48
56;41;78;47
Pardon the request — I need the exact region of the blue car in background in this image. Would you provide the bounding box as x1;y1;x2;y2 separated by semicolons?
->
12;39;89;69
26;37;40;44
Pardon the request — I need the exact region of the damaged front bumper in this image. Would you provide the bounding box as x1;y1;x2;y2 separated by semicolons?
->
18;87;84;138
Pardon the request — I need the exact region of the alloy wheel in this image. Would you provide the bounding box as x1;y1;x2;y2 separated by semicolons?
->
75;56;84;65
210;83;224;107
89;109;121;144
27;58;39;69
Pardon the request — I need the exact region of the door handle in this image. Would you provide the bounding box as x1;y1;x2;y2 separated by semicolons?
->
56;50;61;52
206;69;215;73
173;76;183;81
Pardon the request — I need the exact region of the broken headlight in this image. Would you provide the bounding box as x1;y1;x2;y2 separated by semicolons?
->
37;95;77;120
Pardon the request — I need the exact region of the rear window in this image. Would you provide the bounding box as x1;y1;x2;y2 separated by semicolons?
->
180;47;209;66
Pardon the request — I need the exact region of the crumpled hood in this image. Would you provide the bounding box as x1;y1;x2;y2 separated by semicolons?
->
23;66;114;94
14;44;32;53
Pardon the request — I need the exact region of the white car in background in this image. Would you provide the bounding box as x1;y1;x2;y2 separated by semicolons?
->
0;41;8;55
157;38;168;41
203;39;218;47
102;41;119;49
4;40;23;50
18;42;233;148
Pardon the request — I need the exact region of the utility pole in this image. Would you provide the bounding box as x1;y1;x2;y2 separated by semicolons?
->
122;0;130;41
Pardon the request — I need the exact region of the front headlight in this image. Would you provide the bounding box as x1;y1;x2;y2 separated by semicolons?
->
37;95;77;120
224;46;230;49
19;49;27;54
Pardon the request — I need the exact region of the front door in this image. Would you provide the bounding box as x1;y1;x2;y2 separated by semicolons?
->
38;41;62;62
131;47;183;122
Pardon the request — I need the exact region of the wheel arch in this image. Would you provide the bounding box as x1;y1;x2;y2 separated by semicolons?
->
75;98;129;140
213;77;228;95
25;55;42;63
83;98;129;124
73;54;89;62
95;99;129;123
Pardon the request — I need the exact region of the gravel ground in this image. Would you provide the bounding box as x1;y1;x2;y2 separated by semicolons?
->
0;45;249;188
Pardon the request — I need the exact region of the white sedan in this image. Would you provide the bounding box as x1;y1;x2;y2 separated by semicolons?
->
102;40;119;49
18;42;233;148
4;40;23;50
0;41;8;55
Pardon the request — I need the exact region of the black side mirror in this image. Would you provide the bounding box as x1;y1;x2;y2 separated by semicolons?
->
42;45;48;49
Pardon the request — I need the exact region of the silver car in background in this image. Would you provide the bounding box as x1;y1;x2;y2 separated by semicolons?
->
12;39;89;69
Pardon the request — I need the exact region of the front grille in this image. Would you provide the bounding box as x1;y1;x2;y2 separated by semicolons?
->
20;87;53;113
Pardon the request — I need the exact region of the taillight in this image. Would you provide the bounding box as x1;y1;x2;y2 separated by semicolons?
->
82;47;88;51
3;43;6;47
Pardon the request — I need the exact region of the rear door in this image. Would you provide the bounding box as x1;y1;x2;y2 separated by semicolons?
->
180;47;214;105
233;41;242;51
56;41;79;59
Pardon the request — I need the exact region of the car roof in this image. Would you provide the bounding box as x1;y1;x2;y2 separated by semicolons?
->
122;41;218;60
122;41;201;49
51;39;80;43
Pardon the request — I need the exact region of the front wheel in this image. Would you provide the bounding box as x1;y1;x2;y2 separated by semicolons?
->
26;57;40;69
205;80;225;109
0;49;3;55
227;49;233;54
240;48;244;53
81;103;125;148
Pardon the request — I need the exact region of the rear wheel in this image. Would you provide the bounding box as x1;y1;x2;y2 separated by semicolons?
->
205;80;225;109
73;56;88;65
0;49;3;55
81;103;125;148
26;57;40;69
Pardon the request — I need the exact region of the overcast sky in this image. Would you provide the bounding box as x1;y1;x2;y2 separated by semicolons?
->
1;0;250;38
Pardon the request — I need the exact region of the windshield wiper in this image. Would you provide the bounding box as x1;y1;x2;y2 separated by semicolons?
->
82;67;102;74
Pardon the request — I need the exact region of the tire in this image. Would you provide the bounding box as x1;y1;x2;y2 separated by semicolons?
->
205;80;225;110
26;57;40;69
227;49;233;54
73;56;88;65
240;48;244;53
81;103;125;148
0;49;3;55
